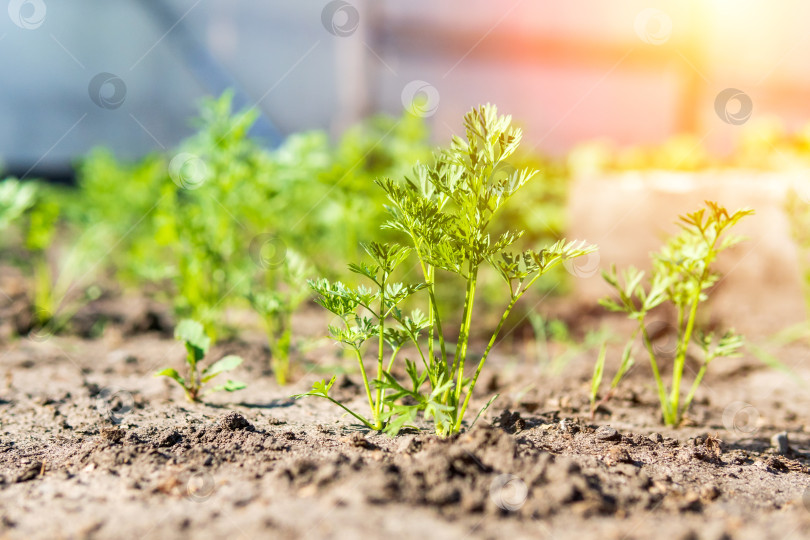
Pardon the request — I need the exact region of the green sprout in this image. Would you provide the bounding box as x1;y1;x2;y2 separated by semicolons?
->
248;250;312;385
598;201;752;426
19;183;109;333
156;319;246;402
66;92;428;381
589;341;634;418
24;192;60;327
298;104;597;436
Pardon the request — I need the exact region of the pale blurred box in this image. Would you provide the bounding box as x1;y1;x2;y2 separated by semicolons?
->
567;170;809;338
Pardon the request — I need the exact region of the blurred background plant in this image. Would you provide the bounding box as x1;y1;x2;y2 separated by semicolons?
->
3;0;810;390
0;90;579;383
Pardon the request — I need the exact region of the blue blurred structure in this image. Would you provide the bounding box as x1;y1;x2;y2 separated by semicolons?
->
3;0;810;181
0;1;343;180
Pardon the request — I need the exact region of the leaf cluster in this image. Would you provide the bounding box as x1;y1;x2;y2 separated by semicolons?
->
156;319;246;402
301;104;598;436
596;201;751;426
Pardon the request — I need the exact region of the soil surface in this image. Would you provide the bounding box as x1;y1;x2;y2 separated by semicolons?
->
2;297;810;540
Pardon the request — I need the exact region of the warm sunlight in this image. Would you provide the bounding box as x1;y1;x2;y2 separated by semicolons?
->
2;2;810;539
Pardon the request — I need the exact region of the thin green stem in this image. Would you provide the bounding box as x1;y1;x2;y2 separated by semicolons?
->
451;265;478;409
640;324;674;424
681;361;710;417
352;347;377;427
412;234;445;369
452;268;552;433
425;264;435;364
455;294;518;432
318;395;376;430
408;332;431;380
376;274;386;426
267;312;292;385
416;256;445;389
671;293;700;422
386;346;402;373
188;353;196;389
424;267;447;368
273;327;292;386
33;256;52;323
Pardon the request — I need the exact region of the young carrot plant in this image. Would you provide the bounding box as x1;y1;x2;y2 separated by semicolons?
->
72;149;171;285
248;250;311;385
156;319;246;402
599;201;751;426
589;341;634;418
20;184;110;334
24;191;60;327
157;94;267;338
298;104;597;436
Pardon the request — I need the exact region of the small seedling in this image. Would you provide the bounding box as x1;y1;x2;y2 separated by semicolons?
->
156;319;246;401
589;341;634;418
25;192;60;327
19;184;110;334
248;250;311;385
598;201;752;426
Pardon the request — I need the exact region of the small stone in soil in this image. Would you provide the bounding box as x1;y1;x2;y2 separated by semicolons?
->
595;426;621;442
771;431;790;455
218;412;253;431
497;410;526;434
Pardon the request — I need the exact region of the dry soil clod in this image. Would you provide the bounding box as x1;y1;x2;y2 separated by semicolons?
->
595;426;621;442
218;412;253;432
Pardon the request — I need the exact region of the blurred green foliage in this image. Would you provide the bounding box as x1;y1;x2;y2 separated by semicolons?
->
0;91;573;385
0;178;36;231
786;190;810;314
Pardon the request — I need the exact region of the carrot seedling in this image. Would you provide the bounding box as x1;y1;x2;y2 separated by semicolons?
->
589;341;634;418
248;250;311;385
600;201;751;426
299;104;597;436
156;319;246;402
25;193;60;327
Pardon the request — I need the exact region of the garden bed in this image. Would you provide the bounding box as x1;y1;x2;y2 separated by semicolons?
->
1;297;809;540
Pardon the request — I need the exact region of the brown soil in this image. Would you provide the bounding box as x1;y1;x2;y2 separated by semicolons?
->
2;298;810;540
